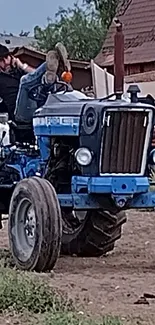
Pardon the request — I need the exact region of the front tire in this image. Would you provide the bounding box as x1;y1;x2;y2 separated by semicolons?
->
8;177;62;272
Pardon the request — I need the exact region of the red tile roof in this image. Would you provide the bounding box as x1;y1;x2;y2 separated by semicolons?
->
95;0;155;67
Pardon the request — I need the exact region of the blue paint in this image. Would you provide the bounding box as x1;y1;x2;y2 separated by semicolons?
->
4;149;155;210
58;193;101;209
23;158;44;178
58;191;155;210
33;116;80;137
6;150;44;180
128;191;155;208
6;164;23;179
72;176;149;194
37;137;50;161
34;124;79;136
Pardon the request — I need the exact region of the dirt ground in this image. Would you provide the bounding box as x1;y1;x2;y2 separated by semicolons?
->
1;210;155;324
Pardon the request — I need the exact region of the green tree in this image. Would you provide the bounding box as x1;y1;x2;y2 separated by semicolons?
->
34;3;106;61
84;0;119;28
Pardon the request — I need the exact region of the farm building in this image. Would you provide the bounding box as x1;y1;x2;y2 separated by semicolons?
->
94;0;155;97
95;0;155;76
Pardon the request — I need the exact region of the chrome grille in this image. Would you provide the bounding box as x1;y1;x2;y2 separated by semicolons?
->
100;109;152;174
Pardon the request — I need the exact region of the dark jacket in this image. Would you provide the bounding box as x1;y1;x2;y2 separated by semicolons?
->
0;67;24;120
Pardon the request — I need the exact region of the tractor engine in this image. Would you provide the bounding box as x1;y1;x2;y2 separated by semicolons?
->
44;136;80;193
33;86;154;199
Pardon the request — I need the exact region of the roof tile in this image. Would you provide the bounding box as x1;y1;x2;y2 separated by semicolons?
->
95;0;155;66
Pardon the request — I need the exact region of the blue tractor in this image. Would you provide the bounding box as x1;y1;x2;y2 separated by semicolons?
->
0;81;154;272
1;24;155;272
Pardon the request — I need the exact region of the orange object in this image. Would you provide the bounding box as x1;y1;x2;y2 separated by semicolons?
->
61;71;72;83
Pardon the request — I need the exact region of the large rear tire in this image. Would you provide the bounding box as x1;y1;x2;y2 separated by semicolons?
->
8;177;62;272
61;208;126;257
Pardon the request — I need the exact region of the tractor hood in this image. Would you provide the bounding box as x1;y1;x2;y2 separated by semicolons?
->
34;90;92;118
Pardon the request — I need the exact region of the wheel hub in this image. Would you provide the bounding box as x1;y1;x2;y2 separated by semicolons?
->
13;198;36;262
24;206;36;239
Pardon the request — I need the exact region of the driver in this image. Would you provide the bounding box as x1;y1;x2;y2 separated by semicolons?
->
0;43;71;123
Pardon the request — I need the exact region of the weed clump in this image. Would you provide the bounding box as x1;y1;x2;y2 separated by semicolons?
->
0;267;73;313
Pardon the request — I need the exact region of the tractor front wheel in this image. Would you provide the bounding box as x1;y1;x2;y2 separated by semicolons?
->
8;177;62;272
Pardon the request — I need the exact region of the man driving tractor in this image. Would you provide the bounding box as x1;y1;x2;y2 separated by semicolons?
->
0;43;71;123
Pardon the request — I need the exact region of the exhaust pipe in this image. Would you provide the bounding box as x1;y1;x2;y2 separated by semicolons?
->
113;18;124;99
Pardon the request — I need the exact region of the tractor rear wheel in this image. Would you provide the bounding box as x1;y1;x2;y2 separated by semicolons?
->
8;177;62;272
61;208;126;257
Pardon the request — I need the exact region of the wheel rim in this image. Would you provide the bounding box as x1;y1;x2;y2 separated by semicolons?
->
12;198;36;262
62;210;87;243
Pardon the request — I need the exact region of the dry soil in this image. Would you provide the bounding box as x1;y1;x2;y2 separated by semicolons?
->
1;210;155;324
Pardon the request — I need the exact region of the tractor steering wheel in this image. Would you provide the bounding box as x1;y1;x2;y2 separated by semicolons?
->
28;80;70;103
53;80;71;93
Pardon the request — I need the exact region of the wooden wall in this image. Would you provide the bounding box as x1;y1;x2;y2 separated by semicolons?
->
107;62;155;76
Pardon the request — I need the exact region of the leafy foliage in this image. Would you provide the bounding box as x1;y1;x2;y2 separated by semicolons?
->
0;267;73;313
84;0;119;29
44;313;123;325
34;3;105;61
34;0;119;61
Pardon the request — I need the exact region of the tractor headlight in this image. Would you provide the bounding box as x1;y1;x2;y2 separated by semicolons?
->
149;149;155;164
75;147;92;166
153;151;155;163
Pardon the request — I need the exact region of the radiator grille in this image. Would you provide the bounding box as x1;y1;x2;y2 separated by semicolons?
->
100;110;149;174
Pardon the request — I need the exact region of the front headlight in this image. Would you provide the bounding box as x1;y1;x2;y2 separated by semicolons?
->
75;147;92;166
152;151;155;163
149;149;155;164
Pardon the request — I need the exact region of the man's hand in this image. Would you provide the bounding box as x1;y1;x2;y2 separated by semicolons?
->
12;57;24;70
12;57;35;73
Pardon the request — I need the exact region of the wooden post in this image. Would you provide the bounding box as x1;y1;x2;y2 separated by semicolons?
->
113;18;124;98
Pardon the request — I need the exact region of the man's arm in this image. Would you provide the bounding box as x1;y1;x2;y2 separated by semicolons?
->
20;62;35;73
12;57;35;73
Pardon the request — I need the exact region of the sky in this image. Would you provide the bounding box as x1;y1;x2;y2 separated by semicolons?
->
0;0;75;35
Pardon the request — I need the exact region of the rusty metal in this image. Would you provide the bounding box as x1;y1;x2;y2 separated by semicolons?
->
113;19;124;97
